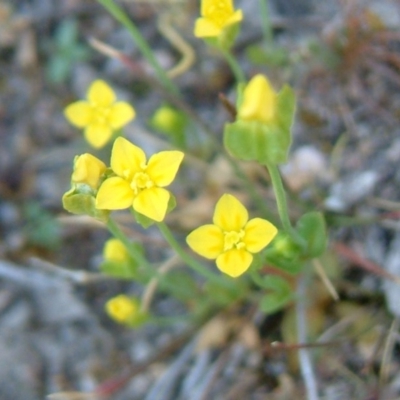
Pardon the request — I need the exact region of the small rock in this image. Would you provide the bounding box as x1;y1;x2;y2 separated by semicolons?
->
281;145;329;192
325;170;380;212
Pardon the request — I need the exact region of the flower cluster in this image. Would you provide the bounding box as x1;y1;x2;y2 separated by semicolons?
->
57;0;330;332
63;74;280;279
63;136;184;223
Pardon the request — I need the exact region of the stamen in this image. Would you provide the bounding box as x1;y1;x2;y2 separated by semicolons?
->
131;172;154;195
223;229;245;251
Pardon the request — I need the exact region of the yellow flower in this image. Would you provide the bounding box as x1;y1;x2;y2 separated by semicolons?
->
64;80;135;148
71;153;106;190
194;0;243;38
96;137;184;222
186;194;277;278
103;238;129;263
105;295;138;324
237;74;278;124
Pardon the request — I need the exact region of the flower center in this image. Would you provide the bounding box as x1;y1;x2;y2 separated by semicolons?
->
92;105;111;125
130;172;154;195
206;2;231;27
223;229;245;251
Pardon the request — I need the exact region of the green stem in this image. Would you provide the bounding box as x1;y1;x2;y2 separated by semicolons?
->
147;315;194;326
266;163;293;233
107;218;151;268
221;49;246;83
228;156;277;223
107;218;190;295
250;270;264;287
259;0;273;45
156;222;232;289
96;0;179;96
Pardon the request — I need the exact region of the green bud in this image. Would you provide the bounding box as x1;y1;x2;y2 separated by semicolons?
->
264;233;303;274
62;188;110;222
224;76;296;165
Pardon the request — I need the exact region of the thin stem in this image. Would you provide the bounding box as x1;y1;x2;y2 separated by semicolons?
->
107;218;191;296
140;254;180;313
228;156;277;223
259;0;273;45
106;218;151;268
146;315;194;326
156;222;232;289
296;274;319;400
265;163;293;232
96;0;179;96
221;49;246;84
250;270;264;287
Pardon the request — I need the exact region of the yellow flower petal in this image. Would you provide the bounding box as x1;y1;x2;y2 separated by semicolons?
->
238;74;277;124
194;18;222;37
84;124;113;149
96;176;134;210
213;194;248;231
196;0;242;38
133;187;170;221
64;101;93;128
243;218;278;253
103;238;129;263
109;102;136;129
201;0;234;17
201;0;214;15
87;80;115;107
72;153;106;189
186;224;224;259
111;137;146;178
146;151;184;187
225;9;243;25
216;248;253;278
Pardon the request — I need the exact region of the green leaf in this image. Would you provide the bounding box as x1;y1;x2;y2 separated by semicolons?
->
56;19;79;48
22;202;61;250
47;55;71;83
259;275;293;314
246;44;290;67
45;17;89;84
277;85;296;136
133;209;155;228
160;271;199;302
203;21;241;51
296;212;327;258
203;279;244;306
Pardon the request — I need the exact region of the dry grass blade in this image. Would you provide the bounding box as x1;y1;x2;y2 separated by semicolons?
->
379;317;400;391
47;393;100;400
